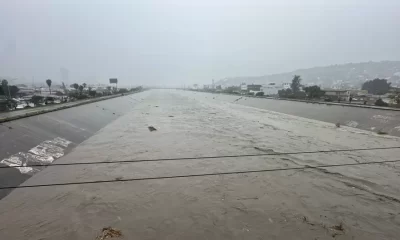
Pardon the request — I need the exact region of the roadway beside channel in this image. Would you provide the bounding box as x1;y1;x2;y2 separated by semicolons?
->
0;92;140;123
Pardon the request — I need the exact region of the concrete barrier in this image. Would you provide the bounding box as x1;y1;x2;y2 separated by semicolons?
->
275;97;400;111
0;93;138;123
195;90;400;111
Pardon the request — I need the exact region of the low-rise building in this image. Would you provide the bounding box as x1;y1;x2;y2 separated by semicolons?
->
16;87;35;97
323;89;351;101
247;84;262;92
350;89;368;96
240;84;262;94
282;83;291;89
261;83;281;96
240;83;247;93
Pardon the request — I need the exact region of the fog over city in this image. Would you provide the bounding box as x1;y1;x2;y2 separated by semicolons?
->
0;0;399;86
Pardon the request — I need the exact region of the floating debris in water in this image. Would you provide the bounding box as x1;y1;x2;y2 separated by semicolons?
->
331;222;345;232
148;126;157;132
233;97;243;102
345;120;358;128
96;227;122;240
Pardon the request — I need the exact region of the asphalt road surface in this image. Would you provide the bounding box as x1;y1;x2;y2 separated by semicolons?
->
1;89;400;240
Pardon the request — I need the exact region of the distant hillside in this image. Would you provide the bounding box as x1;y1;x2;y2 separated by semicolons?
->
216;61;400;88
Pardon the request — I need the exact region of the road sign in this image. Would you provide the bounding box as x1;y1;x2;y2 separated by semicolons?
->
109;78;118;84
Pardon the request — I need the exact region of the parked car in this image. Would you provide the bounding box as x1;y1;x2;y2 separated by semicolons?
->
0;97;18;111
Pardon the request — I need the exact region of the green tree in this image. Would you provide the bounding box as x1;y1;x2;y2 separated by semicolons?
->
46;79;52;95
362;78;391;95
9;86;19;98
31;95;44;106
290;75;302;93
118;88;129;93
89;89;97;97
72;83;79;90
83;83;87;88
1;79;10;98
0;85;19;98
78;85;84;95
375;98;389;106
278;88;293;98
304;85;325;99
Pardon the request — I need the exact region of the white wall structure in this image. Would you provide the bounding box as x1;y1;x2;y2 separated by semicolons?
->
282;83;291;89
261;83;292;95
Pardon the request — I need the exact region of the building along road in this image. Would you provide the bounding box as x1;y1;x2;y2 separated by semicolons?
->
0;89;400;239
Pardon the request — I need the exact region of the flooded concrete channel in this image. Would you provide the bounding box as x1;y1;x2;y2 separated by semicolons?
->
1;89;400;240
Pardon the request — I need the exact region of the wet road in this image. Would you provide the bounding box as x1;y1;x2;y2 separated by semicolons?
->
1;89;400;239
0;94;142;199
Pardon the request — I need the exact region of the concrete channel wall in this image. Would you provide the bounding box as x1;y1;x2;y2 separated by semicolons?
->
0;94;129;123
275;97;400;111
192;91;400;137
0;92;146;199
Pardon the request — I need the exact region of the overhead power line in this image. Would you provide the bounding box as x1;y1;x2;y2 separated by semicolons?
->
1;146;399;169
1;159;400;190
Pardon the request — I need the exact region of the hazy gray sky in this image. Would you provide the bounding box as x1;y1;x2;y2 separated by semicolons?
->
0;0;399;86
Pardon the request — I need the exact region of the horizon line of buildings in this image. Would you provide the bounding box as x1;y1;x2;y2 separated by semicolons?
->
191;82;399;102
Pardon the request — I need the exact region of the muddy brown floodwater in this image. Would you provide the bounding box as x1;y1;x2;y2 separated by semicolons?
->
1;89;400;240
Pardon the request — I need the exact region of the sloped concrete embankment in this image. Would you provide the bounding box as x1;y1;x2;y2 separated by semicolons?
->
0;93;145;199
190;91;400;136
